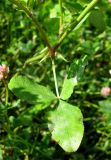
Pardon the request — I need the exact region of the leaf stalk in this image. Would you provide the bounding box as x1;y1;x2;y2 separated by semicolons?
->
51;58;60;98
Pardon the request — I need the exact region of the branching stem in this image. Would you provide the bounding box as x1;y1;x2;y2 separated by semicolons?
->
10;0;53;54
54;0;99;50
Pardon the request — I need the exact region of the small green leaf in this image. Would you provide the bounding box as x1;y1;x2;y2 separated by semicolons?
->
68;55;88;79
60;55;88;100
89;10;106;32
78;0;91;5
18;41;35;55
64;2;83;14
60;78;77;100
8;75;56;104
57;53;69;62
49;100;84;152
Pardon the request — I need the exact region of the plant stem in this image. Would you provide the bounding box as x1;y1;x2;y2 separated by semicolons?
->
54;0;99;50
10;0;53;54
3;80;8;106
59;0;64;34
51;58;60;98
25;47;48;65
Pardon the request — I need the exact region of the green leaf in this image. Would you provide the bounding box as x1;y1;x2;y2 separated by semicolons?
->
78;0;91;5
50;4;60;18
49;100;84;152
60;78;77;100
18;40;35;55
99;100;111;125
89;10;106;32
60;55;88;100
8;75;56;104
16;103;48;125
68;55;88;79
64;2;83;14
57;53;69;62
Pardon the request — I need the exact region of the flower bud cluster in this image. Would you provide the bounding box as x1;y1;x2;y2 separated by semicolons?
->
0;64;9;81
101;87;111;97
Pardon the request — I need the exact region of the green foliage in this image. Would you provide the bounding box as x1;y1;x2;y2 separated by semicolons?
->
63;1;83;15
0;0;111;159
60;78;77;100
0;147;3;160
8;75;56;104
99;100;111;125
89;10;106;32
60;55;88;100
68;55;88;79
49;100;84;152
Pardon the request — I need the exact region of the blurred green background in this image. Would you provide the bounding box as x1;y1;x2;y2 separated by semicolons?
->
0;0;111;159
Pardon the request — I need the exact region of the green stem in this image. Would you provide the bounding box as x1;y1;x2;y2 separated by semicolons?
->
2;81;11;137
54;0;99;50
51;58;60;98
10;0;52;53
59;0;64;34
3;80;8;106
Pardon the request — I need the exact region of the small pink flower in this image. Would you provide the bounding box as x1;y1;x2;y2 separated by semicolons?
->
108;0;111;3
0;64;9;81
101;87;111;96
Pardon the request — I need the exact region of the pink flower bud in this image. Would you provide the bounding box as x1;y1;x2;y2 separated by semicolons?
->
101;87;111;96
0;64;9;81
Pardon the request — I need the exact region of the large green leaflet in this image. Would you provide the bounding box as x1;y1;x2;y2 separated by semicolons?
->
60;55;88;100
8;75;56;104
49;100;84;152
